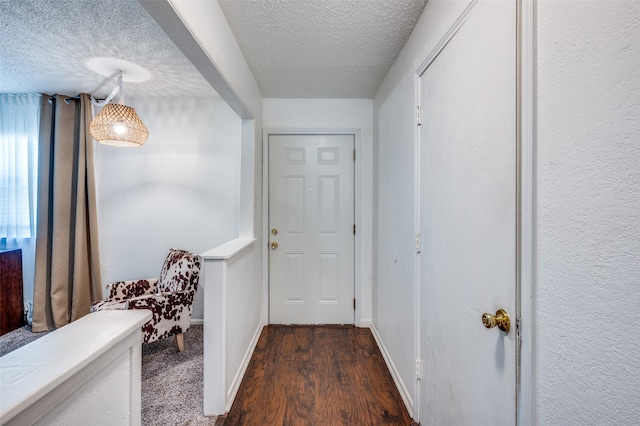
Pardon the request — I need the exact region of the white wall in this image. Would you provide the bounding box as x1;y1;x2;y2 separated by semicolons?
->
200;239;261;415
95;96;242;320
372;0;472;414
263;98;373;325
371;58;417;410
536;1;640;423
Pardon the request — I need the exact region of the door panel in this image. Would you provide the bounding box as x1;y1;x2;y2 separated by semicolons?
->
418;0;517;423
284;177;304;234
269;134;354;324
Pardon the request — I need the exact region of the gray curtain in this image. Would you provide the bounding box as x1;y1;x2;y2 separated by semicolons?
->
32;94;102;332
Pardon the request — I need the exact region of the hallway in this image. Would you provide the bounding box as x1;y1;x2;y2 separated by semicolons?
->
219;325;416;425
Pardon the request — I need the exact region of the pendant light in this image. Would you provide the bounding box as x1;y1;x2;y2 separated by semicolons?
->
89;72;148;147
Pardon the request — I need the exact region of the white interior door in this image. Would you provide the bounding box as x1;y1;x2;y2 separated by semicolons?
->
418;0;517;423
269;134;354;324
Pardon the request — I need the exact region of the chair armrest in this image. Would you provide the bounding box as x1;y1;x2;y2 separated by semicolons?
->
126;290;194;310
106;278;158;302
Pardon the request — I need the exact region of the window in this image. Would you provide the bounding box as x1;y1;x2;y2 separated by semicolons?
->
0;94;40;241
1;93;40;324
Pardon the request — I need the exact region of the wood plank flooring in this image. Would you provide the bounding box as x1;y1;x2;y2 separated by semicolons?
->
219;325;416;426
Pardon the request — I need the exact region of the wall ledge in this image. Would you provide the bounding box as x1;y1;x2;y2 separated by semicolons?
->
0;310;150;424
201;238;256;260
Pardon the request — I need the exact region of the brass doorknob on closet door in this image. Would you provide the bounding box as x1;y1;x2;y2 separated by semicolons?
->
271;242;279;250
481;308;510;333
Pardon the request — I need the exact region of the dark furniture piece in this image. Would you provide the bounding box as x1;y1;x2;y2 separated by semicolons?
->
0;249;25;336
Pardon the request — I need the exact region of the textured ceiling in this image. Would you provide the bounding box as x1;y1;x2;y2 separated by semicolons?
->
1;0;427;100
0;0;216;98
218;0;427;98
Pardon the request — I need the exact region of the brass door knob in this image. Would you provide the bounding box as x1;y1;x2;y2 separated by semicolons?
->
482;308;510;333
271;242;279;250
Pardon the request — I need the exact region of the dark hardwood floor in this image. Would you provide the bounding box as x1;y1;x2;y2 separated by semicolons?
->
219;325;417;426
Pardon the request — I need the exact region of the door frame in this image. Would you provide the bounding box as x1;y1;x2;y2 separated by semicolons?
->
411;0;536;423
262;128;366;326
515;0;536;423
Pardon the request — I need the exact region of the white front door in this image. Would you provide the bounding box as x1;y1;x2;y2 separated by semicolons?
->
268;134;354;324
418;0;517;423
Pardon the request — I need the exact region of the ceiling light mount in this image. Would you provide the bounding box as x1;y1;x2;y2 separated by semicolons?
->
89;71;148;147
86;57;152;84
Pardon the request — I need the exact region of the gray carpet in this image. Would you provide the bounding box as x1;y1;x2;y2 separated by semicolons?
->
0;324;216;425
0;324;49;356
141;325;217;425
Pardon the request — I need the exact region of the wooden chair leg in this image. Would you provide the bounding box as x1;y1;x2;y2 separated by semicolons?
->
175;333;184;352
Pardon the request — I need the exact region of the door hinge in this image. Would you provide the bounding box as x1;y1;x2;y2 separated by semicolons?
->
353;149;356;161
415;233;421;253
354;298;356;310
416;359;422;380
353;224;356;235
416;105;422;126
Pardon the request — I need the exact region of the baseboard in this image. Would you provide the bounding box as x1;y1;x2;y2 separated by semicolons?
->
225;321;264;412
369;324;414;418
190;318;203;326
357;317;372;328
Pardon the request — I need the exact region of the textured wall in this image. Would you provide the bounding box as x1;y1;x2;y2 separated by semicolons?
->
536;1;640;423
372;0;472;416
372;58;417;410
95;96;242;320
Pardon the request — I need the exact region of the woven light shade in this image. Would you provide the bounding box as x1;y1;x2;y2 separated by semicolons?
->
89;103;148;147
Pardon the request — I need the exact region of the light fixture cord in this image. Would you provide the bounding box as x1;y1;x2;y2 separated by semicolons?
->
118;73;124;105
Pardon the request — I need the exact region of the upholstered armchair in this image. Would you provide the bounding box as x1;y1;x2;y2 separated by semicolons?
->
91;248;201;351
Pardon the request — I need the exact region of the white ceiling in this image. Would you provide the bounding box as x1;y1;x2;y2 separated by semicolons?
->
0;0;427;100
218;0;427;98
0;0;216;98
